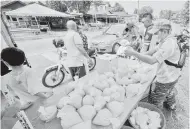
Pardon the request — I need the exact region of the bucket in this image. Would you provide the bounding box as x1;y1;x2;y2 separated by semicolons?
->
121;126;134;129
129;102;166;129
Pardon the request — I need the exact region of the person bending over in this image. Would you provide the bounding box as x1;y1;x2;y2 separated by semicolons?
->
1;47;53;110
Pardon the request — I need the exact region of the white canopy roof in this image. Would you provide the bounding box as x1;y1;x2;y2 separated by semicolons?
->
6;3;74;18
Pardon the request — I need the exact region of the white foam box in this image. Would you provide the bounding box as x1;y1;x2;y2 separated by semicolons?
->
95;54;118;74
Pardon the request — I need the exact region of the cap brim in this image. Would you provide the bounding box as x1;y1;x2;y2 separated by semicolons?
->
148;28;159;34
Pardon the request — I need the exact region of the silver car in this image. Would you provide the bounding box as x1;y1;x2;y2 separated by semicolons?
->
89;24;127;53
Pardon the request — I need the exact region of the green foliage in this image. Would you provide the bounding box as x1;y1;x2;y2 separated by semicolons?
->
159;10;173;20
139;6;153;15
45;1;68;12
138;6;153;21
181;0;189;26
45;1;104;14
110;2;125;12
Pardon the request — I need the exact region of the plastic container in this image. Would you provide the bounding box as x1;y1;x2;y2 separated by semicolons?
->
129;102;166;129
121;126;134;129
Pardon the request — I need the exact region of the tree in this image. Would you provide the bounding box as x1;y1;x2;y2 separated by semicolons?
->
159;10;173;20
139;6;153;21
181;0;189;26
111;2;125;12
139;6;153;15
46;1;68;12
45;1;103;14
106;2;111;7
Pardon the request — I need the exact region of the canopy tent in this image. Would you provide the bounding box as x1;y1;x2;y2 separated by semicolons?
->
87;10;114;17
6;3;74;18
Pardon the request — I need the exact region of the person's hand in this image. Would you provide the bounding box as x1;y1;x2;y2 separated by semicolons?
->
124;46;136;56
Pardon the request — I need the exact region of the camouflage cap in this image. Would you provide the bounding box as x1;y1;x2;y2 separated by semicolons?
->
148;19;171;34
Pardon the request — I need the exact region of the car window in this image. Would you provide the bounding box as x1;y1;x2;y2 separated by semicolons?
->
40;22;47;25
105;24;126;35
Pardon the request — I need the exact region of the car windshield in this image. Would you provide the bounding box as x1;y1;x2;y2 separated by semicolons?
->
105;24;126;35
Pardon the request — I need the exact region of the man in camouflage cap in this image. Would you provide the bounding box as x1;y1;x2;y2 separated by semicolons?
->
124;19;181;110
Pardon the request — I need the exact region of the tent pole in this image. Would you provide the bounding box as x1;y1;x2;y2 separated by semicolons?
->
1;15;31;67
47;17;51;31
24;17;27;28
1;17;15;47
95;14;97;23
35;16;40;28
16;17;20;27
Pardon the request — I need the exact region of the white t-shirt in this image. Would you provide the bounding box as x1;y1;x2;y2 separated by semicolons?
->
153;35;181;83
1;67;52;103
63;30;86;67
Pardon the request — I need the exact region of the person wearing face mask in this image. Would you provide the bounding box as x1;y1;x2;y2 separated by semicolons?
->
124;20;181;110
140;13;154;52
1;47;53;111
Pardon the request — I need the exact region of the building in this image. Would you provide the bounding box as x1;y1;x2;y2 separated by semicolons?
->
1;1;26;11
87;2;118;23
86;2;138;24
1;1;26;25
4;3;74;30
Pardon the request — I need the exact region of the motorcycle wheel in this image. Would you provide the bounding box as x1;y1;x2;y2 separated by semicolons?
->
112;43;121;54
89;57;96;71
42;68;65;88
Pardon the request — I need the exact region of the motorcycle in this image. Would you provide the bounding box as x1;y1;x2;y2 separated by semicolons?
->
176;34;189;56
42;39;97;88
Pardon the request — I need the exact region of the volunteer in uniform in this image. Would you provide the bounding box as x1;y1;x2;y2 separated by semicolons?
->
140;13;154;52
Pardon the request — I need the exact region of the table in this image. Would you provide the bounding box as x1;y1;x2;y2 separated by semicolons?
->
96;54;118;74
5;60;157;129
92;64;157;129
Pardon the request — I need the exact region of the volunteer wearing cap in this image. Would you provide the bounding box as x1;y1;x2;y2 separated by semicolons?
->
140;13;154;52
124;20;181;110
